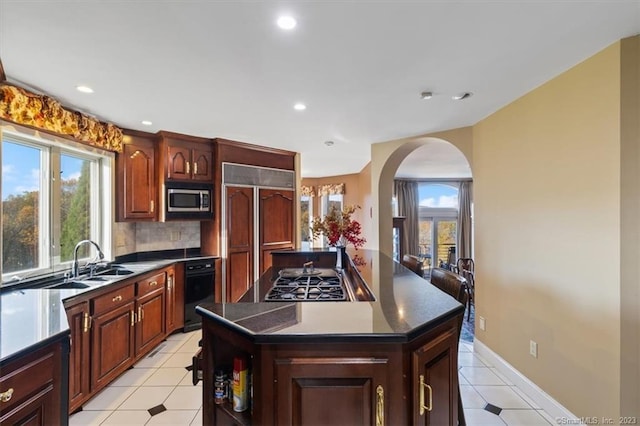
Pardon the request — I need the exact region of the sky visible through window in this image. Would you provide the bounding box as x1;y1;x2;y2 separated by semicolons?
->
418;183;458;208
2;141;83;200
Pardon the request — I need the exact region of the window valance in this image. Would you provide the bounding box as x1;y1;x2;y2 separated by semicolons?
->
0;83;123;153
301;185;316;197
318;183;345;196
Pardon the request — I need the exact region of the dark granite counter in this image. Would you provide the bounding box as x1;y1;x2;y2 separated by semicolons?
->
196;249;464;343
0;249;218;364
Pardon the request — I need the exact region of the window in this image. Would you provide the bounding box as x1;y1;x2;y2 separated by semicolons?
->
1;128;113;282
417;183;458;273
300;194;313;250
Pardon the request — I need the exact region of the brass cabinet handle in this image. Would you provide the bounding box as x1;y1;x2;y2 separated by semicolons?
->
419;374;433;415
149;281;158;286
0;388;14;403
150;200;154;213
167;276;172;290
376;384;384;426
138;306;144;321
130;310;135;326
186;161;190;175
83;312;91;333
194;162;198;175
112;295;122;303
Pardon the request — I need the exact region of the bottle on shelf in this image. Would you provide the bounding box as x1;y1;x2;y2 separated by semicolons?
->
232;356;249;412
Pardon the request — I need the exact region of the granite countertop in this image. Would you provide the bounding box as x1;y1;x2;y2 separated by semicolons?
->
0;249;218;364
196;250;464;344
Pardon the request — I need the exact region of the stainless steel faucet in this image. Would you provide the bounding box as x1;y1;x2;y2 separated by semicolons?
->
72;240;105;278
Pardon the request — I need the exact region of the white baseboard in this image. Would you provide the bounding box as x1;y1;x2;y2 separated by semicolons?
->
474;339;581;423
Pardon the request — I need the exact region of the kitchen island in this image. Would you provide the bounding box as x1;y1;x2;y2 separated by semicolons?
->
196;249;465;425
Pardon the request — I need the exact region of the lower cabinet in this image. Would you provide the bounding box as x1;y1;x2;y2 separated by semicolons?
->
0;336;68;426
91;288;136;391
66;301;91;413
273;356;390;425
201;315;461;425
412;328;460;425
65;265;175;413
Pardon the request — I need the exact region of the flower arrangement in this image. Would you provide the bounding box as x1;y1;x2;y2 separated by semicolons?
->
311;205;367;267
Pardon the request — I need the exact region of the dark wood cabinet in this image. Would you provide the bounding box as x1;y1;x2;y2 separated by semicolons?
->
165;265;179;333
258;189;294;273
224;186;294;302
412;327;459;425
162;133;213;182
225;186;255;303
116;131;157;221
0;338;68;426
274;356;390;425
201;312;461;425
90;292;136;391
135;272;166;355
66;301;91;414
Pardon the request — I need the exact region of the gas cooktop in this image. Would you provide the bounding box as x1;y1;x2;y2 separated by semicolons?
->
264;268;348;302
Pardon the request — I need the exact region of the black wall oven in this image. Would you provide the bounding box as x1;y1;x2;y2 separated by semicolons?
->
184;257;215;332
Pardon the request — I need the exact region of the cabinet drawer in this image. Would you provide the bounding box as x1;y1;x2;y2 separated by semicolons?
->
137;271;166;297
92;284;135;316
0;347;55;414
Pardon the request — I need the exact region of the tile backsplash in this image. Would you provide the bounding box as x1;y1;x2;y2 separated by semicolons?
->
114;221;200;257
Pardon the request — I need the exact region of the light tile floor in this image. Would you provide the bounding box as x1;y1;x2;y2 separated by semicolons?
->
70;332;556;425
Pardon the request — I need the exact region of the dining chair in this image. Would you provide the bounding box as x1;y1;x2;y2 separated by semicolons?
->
455;258;475;321
401;254;424;277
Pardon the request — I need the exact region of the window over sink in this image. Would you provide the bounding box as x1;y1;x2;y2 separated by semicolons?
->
1;125;113;284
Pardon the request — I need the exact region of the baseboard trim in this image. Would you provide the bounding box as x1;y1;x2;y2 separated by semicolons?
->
474;339;581;423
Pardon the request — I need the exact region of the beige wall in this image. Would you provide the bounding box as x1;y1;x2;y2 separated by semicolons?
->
619;35;640;417
473;41;622;418
369;36;640;419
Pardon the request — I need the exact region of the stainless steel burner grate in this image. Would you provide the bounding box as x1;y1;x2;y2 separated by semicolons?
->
264;268;347;301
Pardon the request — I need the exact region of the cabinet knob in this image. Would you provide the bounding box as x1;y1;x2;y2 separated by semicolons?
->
0;388;14;403
419;374;433;415
376;385;384;426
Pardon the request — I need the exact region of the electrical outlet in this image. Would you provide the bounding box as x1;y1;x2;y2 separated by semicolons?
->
530;340;538;358
479;316;486;331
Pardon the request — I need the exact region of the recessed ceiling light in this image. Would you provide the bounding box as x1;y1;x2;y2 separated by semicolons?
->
277;16;297;30
452;92;473;100
294;103;306;111
324;140;334;147
76;85;94;93
141;120;153;126
420;91;433;99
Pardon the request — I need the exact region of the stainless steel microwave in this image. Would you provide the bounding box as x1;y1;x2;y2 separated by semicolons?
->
165;183;213;220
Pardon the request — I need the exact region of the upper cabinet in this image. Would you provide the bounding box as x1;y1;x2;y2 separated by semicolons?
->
116;130;157;222
160;132;213;182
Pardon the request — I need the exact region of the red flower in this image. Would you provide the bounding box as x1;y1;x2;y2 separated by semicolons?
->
311;205;366;249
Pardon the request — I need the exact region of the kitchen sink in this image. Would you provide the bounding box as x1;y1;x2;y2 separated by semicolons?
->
47;281;91;289
95;266;135;276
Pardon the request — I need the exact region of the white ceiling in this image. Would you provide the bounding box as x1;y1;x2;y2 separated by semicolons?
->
1;1;638;178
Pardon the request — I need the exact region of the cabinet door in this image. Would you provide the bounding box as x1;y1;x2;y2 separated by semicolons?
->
135;289;166;356
167;145;191;180
258;189;294;274
412;329;459;425
165;266;176;333
191;148;213;181
66;301;91;413
226;186;254;302
91;301;136;391
117;138;156;221
0;382;55;426
274;357;389;426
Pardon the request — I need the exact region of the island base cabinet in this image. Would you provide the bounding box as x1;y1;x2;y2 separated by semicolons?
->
412;328;459;425
273;357;389;426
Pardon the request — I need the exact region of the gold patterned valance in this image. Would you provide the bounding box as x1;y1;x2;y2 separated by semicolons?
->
318;183;345;196
301;185;316;197
0;83;123;153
